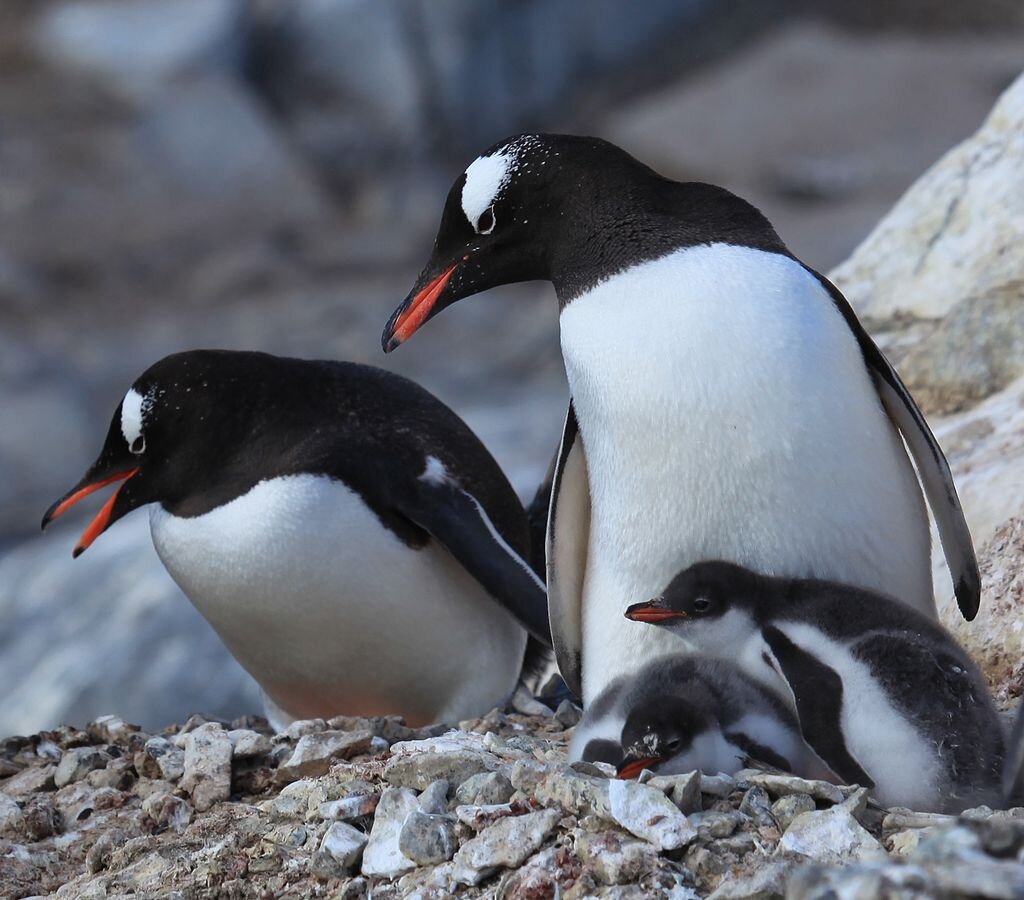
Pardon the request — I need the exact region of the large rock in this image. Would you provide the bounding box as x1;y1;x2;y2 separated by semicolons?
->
833;72;1024;320
900;279;1024;414
943;517;1024;704
929;376;1024;628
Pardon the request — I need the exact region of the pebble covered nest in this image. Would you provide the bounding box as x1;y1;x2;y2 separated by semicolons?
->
2;701;1024;899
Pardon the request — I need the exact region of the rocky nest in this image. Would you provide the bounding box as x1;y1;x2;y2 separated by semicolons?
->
3;704;1024;899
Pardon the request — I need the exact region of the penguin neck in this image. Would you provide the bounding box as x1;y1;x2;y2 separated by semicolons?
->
548;180;788;307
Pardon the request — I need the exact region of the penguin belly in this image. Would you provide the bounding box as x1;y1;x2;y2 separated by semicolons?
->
558;244;931;702
149;474;527;728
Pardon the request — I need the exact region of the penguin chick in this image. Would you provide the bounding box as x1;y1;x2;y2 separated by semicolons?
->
626;561;1005;812
571;654;822;780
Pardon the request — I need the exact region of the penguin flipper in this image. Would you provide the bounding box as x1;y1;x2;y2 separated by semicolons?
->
545;401;590;697
809;270;980;621
400;474;552;646
761;625;875;788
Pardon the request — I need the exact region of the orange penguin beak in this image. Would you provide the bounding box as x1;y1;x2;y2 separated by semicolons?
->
382;262;459;352
616;755;664;780
624;600;687;623
42;467;139;557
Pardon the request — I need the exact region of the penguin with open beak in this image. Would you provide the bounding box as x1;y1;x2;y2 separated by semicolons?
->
43;349;551;730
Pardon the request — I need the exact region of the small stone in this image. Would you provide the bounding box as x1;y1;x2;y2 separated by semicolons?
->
418;779;450;814
22;795;60;841
227;729;272;758
276;730;374;783
337;876;368;900
575;830;659;885
607;778;697;851
141;791;192;833
86;828;126;873
509;759;547;795
699;772;737;798
691;810;744;840
455;772;515;807
501;845;584;899
361;787;419;878
778;805;886;864
451;807;561;886
707;859;794;899
54;747;109;788
0;792;24;838
399;810;458;865
738;785;774;826
455;800;533;829
554;700;582;728
888;827;931;856
87;715;137;744
771;793;815;831
881;808;957;830
320;821;368;871
646;772;703;814
510;684;554;717
180;723;232;811
384;748;497;791
86;758;135;791
744;772;845;804
320;793;380;821
714;832;758;855
534;768;611;819
285;718;328;739
910;824;981;862
134;737;185;782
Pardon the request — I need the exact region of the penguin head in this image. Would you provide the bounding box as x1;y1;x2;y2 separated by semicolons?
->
42;350;288;556
382;133;647;352
624;560;763;652
616;696;713;779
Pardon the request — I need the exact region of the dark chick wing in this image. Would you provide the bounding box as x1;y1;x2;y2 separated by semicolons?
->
545;401;590;697
761;625;875;788
809;270;980;621
397;466;552;646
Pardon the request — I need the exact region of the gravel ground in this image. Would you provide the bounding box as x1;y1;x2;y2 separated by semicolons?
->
3;703;1023;899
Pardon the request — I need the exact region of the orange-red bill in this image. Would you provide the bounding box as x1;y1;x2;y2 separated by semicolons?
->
387;263;457;349
44;468;139;526
624;605;687;624
616;757;663;780
72;487;128;557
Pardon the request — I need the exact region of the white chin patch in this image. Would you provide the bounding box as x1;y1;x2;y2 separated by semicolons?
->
120;387;146;448
461;151;511;230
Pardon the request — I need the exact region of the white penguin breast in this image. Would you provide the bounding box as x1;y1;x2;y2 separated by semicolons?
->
558;243;931;700
149;474;526;724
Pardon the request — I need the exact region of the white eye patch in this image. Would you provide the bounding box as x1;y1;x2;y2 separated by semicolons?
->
461;151;510;232
120;387;152;452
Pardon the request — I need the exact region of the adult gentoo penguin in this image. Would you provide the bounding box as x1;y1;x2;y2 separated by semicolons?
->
570;654;820;781
41;350;550;730
380;133;979;707
625;561;1005;812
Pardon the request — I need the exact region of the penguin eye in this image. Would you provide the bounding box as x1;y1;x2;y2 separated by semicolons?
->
476;206;496;235
693;596;712;614
130;436;146;455
664;737;682;753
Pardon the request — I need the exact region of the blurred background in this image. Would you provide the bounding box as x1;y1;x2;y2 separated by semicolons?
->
2;0;1022;735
